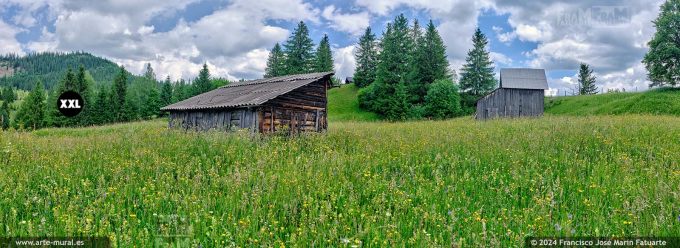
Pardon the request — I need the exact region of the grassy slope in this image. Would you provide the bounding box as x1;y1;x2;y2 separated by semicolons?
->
546;88;680;116
327;84;379;122
2;116;679;246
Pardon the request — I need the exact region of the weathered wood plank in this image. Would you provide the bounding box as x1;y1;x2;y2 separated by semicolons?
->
475;88;544;120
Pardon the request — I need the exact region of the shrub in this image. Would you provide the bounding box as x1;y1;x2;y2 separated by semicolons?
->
425;79;462;119
357;83;377;110
459;92;480;115
408;104;426;119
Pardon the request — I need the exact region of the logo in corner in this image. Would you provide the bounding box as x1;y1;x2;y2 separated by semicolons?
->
57;90;84;117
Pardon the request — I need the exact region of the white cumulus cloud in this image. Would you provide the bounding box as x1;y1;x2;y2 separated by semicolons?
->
332;45;357;80
0;0;669;91
0;20;25;55
322;5;370;36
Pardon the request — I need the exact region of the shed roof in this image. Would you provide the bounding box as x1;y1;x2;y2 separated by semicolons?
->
500;68;548;89
161;72;333;111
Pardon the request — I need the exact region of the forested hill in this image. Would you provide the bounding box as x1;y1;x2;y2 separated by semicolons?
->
0;52;136;90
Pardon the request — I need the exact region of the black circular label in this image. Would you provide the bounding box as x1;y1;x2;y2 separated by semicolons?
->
57;90;84;117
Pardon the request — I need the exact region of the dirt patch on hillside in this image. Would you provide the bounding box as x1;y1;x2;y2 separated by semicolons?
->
0;62;14;77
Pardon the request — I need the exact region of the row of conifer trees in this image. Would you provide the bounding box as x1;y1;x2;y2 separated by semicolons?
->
3;63;226;130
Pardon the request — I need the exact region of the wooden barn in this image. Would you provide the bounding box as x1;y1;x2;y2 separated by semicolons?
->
475;68;548;120
161;72;332;133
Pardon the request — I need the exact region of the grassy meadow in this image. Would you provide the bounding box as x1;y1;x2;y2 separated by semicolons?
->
1;115;679;247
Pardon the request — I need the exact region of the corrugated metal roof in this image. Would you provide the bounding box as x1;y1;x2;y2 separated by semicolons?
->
161;72;333;111
500;68;548;89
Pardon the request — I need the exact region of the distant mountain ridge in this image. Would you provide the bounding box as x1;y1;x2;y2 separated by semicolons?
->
0;52;138;90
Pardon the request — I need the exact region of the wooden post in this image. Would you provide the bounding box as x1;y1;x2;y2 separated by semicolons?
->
252;108;258;133
303;112;308;131
290;112;294;134
227;111;231;131
325;78;328;131
242;110;246;131
168;112;173;128
315;109;320;131
270;107;274;132
258;108;263;133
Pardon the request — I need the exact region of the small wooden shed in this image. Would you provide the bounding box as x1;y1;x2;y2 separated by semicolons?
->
161;72;332;133
475;68;548;120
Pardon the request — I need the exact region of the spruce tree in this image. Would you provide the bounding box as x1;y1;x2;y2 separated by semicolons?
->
75;65;90;94
265;43;286;78
102;88;114;124
578;63;598;95
127;63;160;119
0;101;9;130
14;81;45;130
385;81;411;120
143;63;156;81
2;87;16;104
211;78;229;88
74;65;94;126
122;93;139;122
92;87;109;125
643;0;680;87
143;87;161;119
459;28;496;110
193;63;212;95
315;34;334;73
410;19;423;54
62;67;76;91
283;21;316;74
353;27;378;88
111;67;128;122
1;87;6;103
160;76;173;108
44;90;57;127
377;15;414;82
46;68;76;127
409;20;450;103
360;14;413;120
173;79;189;102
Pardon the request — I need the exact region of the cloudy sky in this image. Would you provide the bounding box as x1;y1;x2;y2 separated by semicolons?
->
0;0;665;95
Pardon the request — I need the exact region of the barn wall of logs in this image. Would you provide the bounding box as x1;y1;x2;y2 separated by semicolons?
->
258;79;327;133
475;88;545;120
168;108;258;131
167;78;328;133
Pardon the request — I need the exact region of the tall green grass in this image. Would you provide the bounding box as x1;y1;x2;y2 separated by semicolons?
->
1;116;679;247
